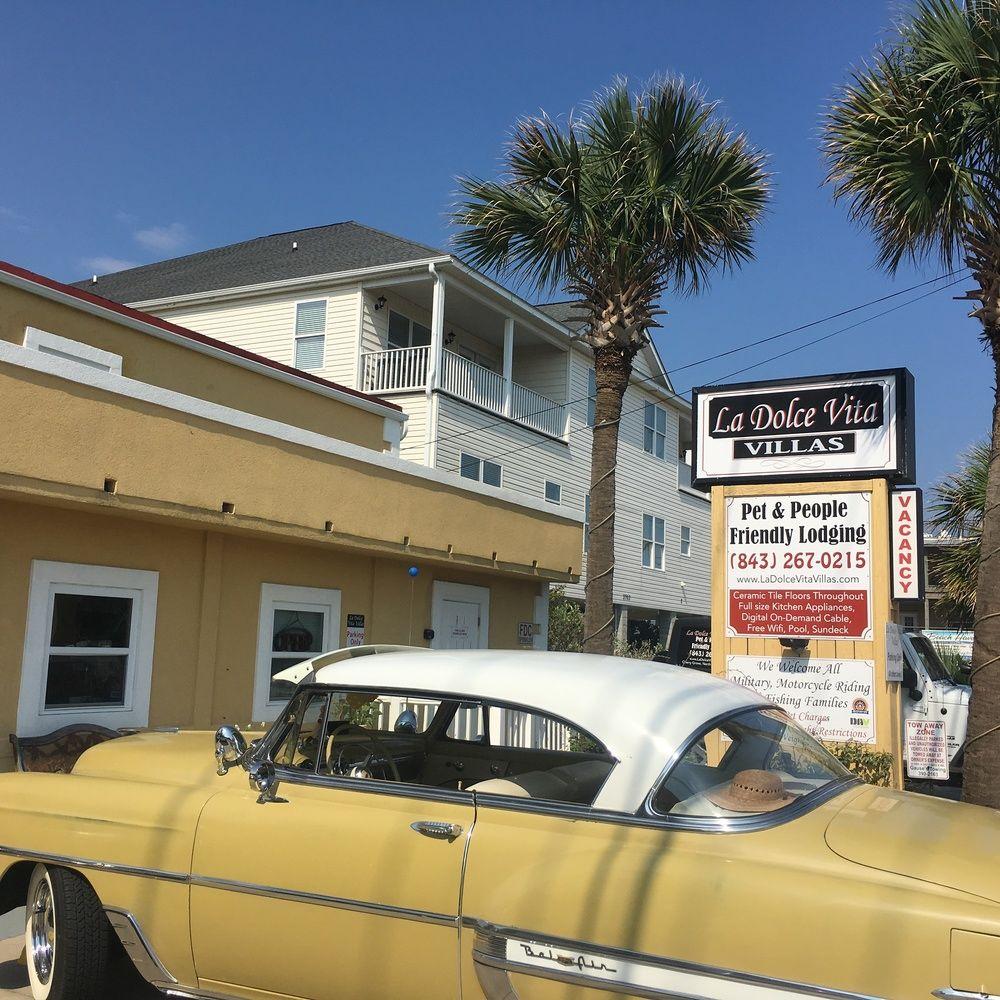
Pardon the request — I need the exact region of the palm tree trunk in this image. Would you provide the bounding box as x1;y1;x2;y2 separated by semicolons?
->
584;343;634;655
963;336;1000;808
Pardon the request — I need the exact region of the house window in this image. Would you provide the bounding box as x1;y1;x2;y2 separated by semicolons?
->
643;402;667;459
545;481;561;504
460;452;502;488
254;584;341;722
587;369;596;426
16;561;159;737
680;525;692;557
584;494;590;554
387;310;432;350
23;327;123;375
642;514;666;570
294;300;327;370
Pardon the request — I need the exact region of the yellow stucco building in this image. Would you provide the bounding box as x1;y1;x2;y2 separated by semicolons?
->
0;260;581;768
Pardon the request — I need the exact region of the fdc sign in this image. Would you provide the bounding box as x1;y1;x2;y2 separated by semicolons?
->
693;368;919;787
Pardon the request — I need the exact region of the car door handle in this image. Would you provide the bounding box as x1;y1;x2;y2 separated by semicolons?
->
410;820;463;841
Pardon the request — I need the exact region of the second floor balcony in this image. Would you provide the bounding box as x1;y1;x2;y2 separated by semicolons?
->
362;344;568;440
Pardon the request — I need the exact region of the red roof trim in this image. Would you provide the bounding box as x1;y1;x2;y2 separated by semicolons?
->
0;259;403;413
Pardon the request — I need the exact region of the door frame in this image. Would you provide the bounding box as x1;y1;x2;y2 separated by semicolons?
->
431;581;490;649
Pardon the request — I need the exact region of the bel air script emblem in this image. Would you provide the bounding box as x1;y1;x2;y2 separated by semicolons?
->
518;942;617;974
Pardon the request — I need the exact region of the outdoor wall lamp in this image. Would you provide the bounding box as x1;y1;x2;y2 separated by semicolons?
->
444;330;456;345
780;637;810;651
374;295;387;311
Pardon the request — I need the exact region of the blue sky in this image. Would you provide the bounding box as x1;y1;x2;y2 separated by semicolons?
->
0;1;988;489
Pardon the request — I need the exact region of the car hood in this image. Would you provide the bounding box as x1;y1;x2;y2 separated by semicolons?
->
73;729;263;786
826;785;1000;905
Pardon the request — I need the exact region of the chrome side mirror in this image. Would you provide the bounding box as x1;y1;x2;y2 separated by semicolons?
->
215;725;248;776
394;709;418;734
247;758;285;805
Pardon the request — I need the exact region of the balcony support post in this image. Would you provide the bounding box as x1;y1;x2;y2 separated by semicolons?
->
427;267;446;394
502;316;514;417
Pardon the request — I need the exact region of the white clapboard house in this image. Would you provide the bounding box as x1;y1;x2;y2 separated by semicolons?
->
78;222;710;645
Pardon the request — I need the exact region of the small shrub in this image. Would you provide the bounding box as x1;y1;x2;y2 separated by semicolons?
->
824;742;894;786
548;586;584;652
613;638;661;660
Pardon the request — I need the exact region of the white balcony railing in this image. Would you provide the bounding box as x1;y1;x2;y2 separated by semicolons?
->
361;346;567;439
510;381;565;439
362;345;429;394
441;349;506;416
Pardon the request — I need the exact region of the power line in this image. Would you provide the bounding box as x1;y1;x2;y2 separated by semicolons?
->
438;272;967;482
425;267;967;451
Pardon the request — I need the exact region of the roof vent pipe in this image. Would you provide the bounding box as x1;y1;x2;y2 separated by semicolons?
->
292;241;298;251
91;275;97;284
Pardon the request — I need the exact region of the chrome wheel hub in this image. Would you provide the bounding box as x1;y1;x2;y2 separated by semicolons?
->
29;876;54;986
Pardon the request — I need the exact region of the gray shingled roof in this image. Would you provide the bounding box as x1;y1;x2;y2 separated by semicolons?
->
535;300;588;330
73;222;446;303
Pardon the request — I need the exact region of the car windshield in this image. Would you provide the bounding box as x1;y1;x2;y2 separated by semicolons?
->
907;635;953;684
651;707;852;820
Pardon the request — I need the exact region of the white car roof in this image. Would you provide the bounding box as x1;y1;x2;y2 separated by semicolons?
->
306;648;768;812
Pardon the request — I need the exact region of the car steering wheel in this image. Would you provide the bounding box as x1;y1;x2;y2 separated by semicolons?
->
327;722;402;782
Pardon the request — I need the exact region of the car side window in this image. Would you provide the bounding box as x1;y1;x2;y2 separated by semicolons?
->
272;691;329;771
650;708;851;820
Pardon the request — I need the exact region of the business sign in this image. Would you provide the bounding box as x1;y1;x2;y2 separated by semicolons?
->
890;488;924;600
727;655;876;744
885;621;905;683
725;492;873;640
692;369;915;489
666;616;712;670
905;720;949;780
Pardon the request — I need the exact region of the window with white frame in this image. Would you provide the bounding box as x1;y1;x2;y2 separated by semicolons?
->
680;525;692;557
294;300;327;370
587;369;596;426
642;515;666;570
16;561;159;737
254;584;341;722
584;494;590;553
545;480;561;504
387;310;431;350
460;452;502;487
643;402;667;459
24;327;123;374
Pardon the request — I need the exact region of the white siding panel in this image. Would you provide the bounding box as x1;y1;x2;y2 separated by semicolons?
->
162;285;361;388
512;346;568;402
393;392;429;463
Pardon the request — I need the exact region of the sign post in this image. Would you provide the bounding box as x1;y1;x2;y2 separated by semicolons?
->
695;369;915;789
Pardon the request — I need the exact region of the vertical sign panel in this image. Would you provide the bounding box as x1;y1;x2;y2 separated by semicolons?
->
725;491;873;640
890;488;924;600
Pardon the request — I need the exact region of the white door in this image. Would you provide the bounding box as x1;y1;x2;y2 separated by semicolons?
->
441;600;479;649
431;581;489;649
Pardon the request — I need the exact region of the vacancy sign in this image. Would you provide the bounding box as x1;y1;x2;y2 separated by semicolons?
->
725;492;873;640
890;488;924;600
692;369;915;489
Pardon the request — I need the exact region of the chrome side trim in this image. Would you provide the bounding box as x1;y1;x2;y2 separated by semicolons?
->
103;908;177;986
933;991;1000;999
190;874;457;927
0;844;457;929
0;845;188;884
469;923;886;1000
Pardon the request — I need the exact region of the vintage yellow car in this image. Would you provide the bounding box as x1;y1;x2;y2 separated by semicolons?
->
1;646;998;1000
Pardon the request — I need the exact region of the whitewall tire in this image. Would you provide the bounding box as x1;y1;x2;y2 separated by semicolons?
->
24;865;113;1000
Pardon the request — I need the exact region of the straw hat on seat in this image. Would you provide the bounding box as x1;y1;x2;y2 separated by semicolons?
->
706;769;792;813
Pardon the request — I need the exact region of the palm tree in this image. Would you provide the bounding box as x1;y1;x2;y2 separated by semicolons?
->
453;78;769;654
930;442;989;621
824;0;1000;806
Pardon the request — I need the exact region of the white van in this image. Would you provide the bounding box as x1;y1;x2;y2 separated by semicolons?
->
900;630;971;778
